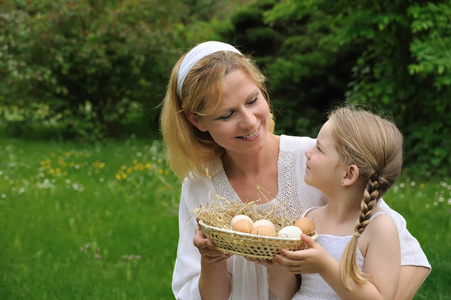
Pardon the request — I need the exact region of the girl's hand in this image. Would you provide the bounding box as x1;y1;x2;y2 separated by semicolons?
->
273;234;331;274
193;223;231;264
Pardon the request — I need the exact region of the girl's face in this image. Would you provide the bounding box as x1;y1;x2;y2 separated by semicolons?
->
304;121;343;195
188;69;271;156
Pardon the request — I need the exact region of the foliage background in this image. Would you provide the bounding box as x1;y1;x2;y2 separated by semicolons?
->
219;0;451;177
0;0;227;140
1;0;450;176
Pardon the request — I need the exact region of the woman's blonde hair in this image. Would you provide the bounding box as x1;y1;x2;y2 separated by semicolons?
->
328;106;403;290
160;43;274;180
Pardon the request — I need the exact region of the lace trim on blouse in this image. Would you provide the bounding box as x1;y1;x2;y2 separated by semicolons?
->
210;146;302;220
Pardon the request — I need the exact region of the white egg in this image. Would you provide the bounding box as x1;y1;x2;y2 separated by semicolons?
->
253;219;275;229
278;226;303;239
231;214;253;227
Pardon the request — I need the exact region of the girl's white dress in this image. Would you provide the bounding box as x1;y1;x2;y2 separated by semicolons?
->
292;209;385;299
171;135;431;300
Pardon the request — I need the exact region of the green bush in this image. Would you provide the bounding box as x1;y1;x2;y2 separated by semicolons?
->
0;0;219;141
219;0;451;177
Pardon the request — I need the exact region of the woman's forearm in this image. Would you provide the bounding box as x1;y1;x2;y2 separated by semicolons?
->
268;269;300;300
395;265;430;300
199;256;231;300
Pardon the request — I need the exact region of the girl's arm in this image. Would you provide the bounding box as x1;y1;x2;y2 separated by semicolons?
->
327;214;400;299
268;267;300;300
275;215;400;300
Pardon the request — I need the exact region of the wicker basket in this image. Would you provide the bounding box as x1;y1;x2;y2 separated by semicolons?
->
199;220;318;260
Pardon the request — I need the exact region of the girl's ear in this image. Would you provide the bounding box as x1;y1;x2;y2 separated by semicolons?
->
185;111;208;132
342;165;360;186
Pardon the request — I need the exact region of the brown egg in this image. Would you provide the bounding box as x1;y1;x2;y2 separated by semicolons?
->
232;219;254;233
294;217;316;234
251;225;277;237
253;219;275;229
231;215;253;227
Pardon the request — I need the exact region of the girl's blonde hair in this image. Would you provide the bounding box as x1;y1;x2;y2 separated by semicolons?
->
328;106;403;290
160;43;274;180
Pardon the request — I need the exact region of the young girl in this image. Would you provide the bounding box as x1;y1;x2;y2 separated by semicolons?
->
269;107;404;299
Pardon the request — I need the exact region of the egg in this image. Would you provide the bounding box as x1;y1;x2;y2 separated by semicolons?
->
294;217;316;234
231;214;253;227
253;219;275;230
251;225;277;237
278;226;303;239
232;219;254;233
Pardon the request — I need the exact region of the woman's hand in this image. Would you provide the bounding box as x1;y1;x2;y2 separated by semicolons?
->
193;223;230;264
194;221;232;300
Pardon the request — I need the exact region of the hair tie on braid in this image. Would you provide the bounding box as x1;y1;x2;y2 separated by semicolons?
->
353;231;361;238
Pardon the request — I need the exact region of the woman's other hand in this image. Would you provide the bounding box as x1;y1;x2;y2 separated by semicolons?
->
193;224;231;264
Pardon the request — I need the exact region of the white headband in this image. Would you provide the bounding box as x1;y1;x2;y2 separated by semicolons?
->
177;41;242;98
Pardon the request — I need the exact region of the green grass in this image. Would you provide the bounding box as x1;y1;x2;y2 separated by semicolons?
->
384;177;451;299
0;137;449;299
0;137;180;299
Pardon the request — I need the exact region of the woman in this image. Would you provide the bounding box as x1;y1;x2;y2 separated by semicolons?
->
160;41;430;300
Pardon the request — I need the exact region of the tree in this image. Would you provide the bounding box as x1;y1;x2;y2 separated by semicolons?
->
0;0;218;141
220;0;451;176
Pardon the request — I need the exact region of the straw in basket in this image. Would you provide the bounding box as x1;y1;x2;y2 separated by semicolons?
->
192;190;318;260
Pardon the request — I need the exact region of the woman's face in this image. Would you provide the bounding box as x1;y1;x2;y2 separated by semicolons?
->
187;69;271;156
304;121;343;195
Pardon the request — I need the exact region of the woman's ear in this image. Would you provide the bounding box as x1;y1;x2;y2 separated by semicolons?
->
342;165;360;186
184;111;208;132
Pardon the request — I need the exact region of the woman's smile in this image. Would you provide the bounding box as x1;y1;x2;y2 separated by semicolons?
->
238;124;261;140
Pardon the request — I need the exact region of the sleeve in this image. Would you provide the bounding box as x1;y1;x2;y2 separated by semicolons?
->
171;180;204;300
378;199;431;270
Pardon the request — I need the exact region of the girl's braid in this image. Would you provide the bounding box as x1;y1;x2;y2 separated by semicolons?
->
356;173;380;235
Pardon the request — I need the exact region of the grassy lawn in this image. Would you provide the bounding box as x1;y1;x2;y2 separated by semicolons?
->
0;137;180;299
384;176;451;299
0;137;449;299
